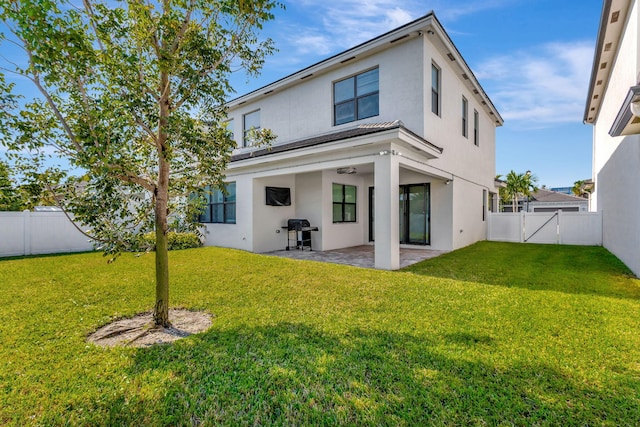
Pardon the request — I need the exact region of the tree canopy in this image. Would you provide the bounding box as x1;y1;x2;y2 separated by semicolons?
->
0;0;281;326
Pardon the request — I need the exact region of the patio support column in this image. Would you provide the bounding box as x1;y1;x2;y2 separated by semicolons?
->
374;152;400;270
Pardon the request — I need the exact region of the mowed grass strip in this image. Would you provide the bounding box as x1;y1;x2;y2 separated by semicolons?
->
1;242;639;426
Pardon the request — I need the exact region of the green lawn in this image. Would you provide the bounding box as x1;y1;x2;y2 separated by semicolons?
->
1;242;639;426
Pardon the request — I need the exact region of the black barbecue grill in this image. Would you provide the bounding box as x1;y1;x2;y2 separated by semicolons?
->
282;219;319;251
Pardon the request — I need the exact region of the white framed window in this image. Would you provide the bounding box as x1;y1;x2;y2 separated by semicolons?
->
225;118;235;143
462;97;468;138
243;110;260;147
473;109;479;146
431;63;441;116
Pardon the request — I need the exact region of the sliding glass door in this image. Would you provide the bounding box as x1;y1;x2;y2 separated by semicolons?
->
369;183;430;245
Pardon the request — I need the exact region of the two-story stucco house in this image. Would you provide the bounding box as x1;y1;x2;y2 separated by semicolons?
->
584;0;640;276
200;11;503;270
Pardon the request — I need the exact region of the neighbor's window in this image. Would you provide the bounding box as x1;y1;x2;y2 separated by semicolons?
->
332;183;357;222
431;63;441;116
462;97;468;138
473;109;479;146
243;110;260;147
334;68;379;126
199;182;236;224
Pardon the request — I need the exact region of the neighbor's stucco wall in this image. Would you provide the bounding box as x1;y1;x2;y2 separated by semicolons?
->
593;0;640;276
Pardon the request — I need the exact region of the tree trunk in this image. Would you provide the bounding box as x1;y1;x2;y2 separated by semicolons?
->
153;181;170;327
153;69;171;327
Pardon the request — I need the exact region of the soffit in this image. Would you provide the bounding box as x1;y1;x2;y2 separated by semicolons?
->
584;0;633;123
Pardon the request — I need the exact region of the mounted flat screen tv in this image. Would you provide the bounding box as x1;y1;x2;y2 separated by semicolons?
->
265;186;291;206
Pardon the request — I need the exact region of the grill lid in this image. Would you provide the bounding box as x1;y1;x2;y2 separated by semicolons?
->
287;218;311;229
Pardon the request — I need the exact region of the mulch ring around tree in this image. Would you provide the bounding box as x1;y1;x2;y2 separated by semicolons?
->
87;308;213;348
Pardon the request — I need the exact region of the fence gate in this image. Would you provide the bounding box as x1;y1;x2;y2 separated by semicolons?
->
487;211;602;246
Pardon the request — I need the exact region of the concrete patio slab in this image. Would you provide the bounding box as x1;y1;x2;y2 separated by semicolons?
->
265;245;446;269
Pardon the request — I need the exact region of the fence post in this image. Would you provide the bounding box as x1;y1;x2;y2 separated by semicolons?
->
23;210;31;256
487;211;492;240
557;209;562;244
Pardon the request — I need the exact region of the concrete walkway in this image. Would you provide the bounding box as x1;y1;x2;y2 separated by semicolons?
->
265;245;446;269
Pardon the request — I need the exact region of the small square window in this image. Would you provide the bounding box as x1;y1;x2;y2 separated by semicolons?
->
332;183;357;223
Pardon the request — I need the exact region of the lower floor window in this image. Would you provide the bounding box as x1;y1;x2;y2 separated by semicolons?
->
332;183;357;222
199;182;236;224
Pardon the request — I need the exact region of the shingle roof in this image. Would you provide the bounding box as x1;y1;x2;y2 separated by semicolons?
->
530;189;587;203
230;121;443;162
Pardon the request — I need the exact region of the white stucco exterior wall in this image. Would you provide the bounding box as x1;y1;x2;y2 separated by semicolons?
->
228;37;426;147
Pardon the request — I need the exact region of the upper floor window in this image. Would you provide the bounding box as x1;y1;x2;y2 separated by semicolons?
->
473;109;479;146
462;97;468;138
332;183;357;222
431;63;441;116
243;110;260;147
334;68;379;126
225;118;235;142
199;182;236;224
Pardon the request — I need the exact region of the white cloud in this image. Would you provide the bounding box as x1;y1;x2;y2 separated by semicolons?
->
275;0;518;65
475;41;594;126
435;0;517;21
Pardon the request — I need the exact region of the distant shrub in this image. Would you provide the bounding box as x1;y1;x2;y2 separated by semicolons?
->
140;231;202;251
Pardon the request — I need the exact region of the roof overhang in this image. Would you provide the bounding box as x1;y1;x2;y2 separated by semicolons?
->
229;121;442;168
584;0;633;123
609;85;640;136
227;12;503;126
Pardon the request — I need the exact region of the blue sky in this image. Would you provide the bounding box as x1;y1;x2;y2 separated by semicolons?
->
229;0;602;188
1;0;602;188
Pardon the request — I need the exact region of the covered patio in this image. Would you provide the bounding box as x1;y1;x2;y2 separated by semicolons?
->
266;245;447;269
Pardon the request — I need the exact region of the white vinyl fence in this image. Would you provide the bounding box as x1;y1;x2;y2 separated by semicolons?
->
488;211;602;245
0;211;95;257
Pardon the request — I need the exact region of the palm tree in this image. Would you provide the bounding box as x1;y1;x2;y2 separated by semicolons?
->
503;170;538;212
572;180;593;198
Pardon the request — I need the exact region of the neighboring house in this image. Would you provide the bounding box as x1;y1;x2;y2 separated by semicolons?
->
584;0;640;276
521;189;589;213
201;12;503;270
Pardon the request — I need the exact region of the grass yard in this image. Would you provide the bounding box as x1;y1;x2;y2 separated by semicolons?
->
1;241;639;426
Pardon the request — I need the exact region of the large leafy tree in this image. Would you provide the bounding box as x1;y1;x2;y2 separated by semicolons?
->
0;160;20;211
0;0;280;326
